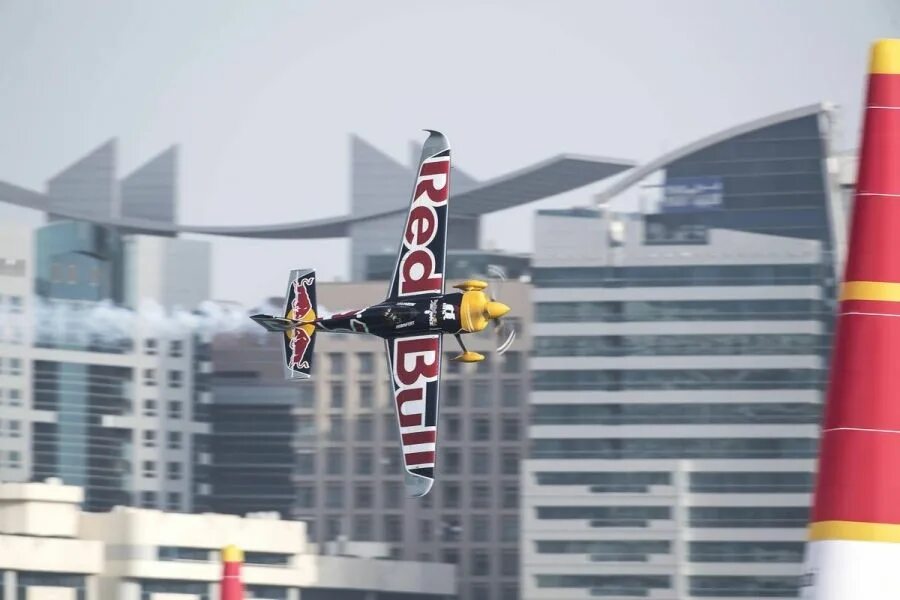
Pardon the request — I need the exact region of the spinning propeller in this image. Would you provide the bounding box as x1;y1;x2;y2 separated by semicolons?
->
486;265;517;355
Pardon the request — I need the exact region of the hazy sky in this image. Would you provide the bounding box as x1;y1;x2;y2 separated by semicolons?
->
1;0;897;306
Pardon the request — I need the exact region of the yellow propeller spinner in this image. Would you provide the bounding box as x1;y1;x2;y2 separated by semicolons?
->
451;280;511;362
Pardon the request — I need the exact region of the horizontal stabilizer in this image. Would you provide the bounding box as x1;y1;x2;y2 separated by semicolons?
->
250;314;298;333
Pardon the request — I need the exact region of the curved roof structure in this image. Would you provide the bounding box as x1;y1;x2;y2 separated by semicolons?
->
0;152;635;239
593;102;834;205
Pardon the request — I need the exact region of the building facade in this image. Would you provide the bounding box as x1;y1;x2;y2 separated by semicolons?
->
522;104;844;599
0;479;455;600
0;144;213;514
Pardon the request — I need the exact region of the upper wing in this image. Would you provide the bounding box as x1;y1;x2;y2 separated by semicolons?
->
386;130;451;300
384;333;442;497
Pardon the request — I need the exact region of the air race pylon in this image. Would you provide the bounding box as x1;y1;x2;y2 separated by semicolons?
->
220;545;245;600
801;39;900;599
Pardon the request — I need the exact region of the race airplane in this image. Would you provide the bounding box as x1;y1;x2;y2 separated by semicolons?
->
250;130;515;497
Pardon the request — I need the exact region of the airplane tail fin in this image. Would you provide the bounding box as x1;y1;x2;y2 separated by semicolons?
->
250;269;318;380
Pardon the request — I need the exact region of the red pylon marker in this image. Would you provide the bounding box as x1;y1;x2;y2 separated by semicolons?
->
220;545;245;600
802;39;900;600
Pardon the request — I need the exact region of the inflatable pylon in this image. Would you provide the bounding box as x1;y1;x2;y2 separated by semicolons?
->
220;545;245;600
801;38;900;599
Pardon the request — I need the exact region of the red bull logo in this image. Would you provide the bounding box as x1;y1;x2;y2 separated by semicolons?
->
398;157;450;297
285;276;316;371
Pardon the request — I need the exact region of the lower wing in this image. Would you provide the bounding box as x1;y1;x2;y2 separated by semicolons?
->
384;333;442;497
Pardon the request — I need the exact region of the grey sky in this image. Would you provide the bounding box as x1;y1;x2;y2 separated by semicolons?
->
0;0;897;307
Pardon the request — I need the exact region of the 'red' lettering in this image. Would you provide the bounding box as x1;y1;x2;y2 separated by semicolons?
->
414;159;450;204
404;205;437;246
400;249;442;295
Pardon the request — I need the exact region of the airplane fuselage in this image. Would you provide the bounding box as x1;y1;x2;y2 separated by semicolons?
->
315;290;484;339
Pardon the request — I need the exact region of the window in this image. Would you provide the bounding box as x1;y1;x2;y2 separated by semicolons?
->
473;380;491;407
532;437;817;459
502;417;519;441
358;352;374;374
169;340;183;357
503;351;521;373
143;430;156;448
166;492;181;511
355;449;373;475
144;369;156;386
8;389;20;406
168;462;182;481
472;484;491;508
502;381;520;407
446;415;461;441
167;431;182;450
443;483;460;508
356;416;373;441
168;401;182;419
444;381;461;407
501;584;519;600
298;385;315;409
354;515;373;541
501;550;518;576
325;516;342;541
8;420;19;437
142;461;156;478
143;399;157;416
329;353;345;374
420;520;433;542
168;370;183;389
296;485;315;508
441;517;462;541
141;491;157;508
328;416;345;440
296;452;315;475
145;339;158;355
441;548;459;564
330;383;344;409
444;449;460;474
473;417;491;441
8;296;22;313
354;484;373;508
326;449;344;475
471;551;490;576
502;484;518;509
325;483;344;508
501;515;517;542
471;450;490;474
9;358;21;375
358;382;374;408
385;515;403;542
502;453;518;475
384;481;402;506
470;584;489;600
471;515;490;542
8;450;21;467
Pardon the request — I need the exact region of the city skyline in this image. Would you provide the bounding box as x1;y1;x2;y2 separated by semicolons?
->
0;0;896;305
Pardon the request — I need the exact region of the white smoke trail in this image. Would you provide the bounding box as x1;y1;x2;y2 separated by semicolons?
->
0;298;262;347
0;297;348;348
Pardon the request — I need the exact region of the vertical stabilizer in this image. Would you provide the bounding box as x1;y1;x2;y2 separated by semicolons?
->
801;38;900;599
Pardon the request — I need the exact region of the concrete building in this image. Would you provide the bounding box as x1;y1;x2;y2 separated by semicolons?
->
0;479;455;600
521;104;844;600
0;145;213;513
211;279;531;600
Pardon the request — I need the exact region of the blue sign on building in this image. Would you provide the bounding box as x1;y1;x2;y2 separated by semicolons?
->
661;176;723;212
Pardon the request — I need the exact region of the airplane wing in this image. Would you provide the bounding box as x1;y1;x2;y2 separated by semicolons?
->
385;333;442;497
386;130;451;300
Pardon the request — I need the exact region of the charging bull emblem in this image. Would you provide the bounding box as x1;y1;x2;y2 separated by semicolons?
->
285;276;316;371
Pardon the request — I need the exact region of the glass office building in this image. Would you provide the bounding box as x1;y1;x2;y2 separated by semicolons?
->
522;104;844;600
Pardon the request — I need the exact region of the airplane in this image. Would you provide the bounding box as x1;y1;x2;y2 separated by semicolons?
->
249;130;516;497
